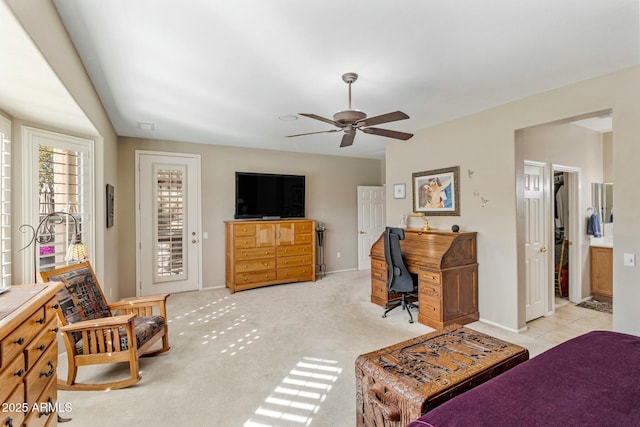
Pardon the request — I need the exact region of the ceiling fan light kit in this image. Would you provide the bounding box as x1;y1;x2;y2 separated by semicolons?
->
287;72;413;147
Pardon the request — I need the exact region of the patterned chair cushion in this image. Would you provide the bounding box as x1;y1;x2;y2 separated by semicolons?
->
48;265;111;324
75;315;166;355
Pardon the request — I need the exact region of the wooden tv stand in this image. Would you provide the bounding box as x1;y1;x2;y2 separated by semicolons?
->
225;219;316;293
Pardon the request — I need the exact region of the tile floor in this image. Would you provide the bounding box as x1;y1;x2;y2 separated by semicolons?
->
524;298;613;346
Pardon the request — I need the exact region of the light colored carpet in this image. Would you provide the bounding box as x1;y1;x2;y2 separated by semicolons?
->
55;270;607;426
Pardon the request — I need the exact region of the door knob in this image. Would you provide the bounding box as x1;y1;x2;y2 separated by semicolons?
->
539;247;547;253
359;230;366;234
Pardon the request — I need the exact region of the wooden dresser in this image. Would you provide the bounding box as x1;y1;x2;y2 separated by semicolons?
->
1;283;62;427
590;246;613;303
370;229;478;329
225;219;316;293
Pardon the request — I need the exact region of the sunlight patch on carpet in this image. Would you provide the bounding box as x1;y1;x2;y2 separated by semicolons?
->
244;357;342;427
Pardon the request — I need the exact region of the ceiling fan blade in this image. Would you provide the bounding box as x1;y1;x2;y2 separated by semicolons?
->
362;127;414;140
340;131;356;147
357;111;409;127
299;113;340;126
286;129;341;138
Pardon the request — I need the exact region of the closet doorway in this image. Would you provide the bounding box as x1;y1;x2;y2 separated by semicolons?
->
552;166;580;306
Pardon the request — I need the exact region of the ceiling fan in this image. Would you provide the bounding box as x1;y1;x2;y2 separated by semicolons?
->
287;72;413;147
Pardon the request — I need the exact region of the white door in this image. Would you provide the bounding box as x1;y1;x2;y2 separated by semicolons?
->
524;162;548;321
136;152;201;296
357;186;385;270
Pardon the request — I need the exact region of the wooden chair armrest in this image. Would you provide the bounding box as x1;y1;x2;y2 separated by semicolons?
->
108;294;169;310
108;294;169;318
59;314;136;333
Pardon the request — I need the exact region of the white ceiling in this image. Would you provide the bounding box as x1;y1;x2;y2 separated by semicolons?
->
2;1;638;159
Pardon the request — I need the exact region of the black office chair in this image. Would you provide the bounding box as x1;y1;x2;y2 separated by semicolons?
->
381;227;419;323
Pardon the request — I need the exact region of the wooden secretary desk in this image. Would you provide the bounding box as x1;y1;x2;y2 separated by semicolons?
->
370;229;478;329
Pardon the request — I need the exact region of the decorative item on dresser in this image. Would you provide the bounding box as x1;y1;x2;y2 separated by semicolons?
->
225;219;316;293
370;228;478;329
1;282;63;427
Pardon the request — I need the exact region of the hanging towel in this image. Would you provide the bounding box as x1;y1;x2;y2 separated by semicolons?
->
587;213;602;237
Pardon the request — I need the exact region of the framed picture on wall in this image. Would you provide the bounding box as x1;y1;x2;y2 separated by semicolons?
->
106;184;115;228
393;183;406;199
412;166;460;215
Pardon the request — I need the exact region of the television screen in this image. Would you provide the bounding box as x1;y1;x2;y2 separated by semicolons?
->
235;172;306;219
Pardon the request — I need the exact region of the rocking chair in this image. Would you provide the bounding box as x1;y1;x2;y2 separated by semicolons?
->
40;261;170;391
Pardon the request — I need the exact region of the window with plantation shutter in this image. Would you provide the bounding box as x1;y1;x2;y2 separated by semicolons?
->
155;167;185;279
0;116;11;288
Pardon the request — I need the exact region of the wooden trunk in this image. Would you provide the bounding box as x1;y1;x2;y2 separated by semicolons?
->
355;325;529;427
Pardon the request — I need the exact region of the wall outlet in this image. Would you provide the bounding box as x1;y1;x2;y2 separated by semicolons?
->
337;251;341;259
623;253;635;267
203;231;209;239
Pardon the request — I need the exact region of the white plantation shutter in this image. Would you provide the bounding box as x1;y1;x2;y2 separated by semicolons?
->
155;166;185;280
0;116;11;287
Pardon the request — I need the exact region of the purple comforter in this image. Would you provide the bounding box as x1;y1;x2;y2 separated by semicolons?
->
407;331;640;427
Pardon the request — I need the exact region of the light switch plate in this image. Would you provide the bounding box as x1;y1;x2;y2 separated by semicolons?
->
623;253;635;267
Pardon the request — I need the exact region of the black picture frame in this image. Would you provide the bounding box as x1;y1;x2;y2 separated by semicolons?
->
106;184;114;228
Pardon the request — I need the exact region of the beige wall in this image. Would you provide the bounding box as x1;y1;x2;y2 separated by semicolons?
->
520;122;603;300
117;137;383;296
8;0;120;298
603;132;614;183
386;66;640;334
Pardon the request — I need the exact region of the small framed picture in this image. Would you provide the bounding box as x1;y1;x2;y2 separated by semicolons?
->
393;183;406;199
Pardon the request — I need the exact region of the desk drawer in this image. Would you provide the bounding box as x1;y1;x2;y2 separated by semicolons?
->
419;295;442;320
371;258;386;271
24;376;57;427
419;282;441;298
419;269;441;284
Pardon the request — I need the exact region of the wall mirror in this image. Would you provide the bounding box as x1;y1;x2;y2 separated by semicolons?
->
592;182;613;224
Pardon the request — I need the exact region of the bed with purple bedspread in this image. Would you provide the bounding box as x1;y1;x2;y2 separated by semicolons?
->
407;330;640;427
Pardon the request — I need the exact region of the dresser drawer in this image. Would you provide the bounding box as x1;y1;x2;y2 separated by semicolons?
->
1;382;25;427
235;259;276;273
419;269;441;284
1;308;46;371
24;376;57;427
234;236;256;249
277;244;312;257
294;233;312;244
236;270;277;285
25;319;58;371
294;222;313;234
233;224;256;236
25;342;57;408
277;266;313;281
0;353;25;403
277;255;312;268
43;297;60;324
235;247;275;261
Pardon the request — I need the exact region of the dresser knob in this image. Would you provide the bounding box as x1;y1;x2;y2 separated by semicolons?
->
14;369;25;377
36;317;45;324
37;344;46;351
14;337;24;345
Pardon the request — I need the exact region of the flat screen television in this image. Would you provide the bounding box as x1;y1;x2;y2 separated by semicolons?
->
234;172;306;219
